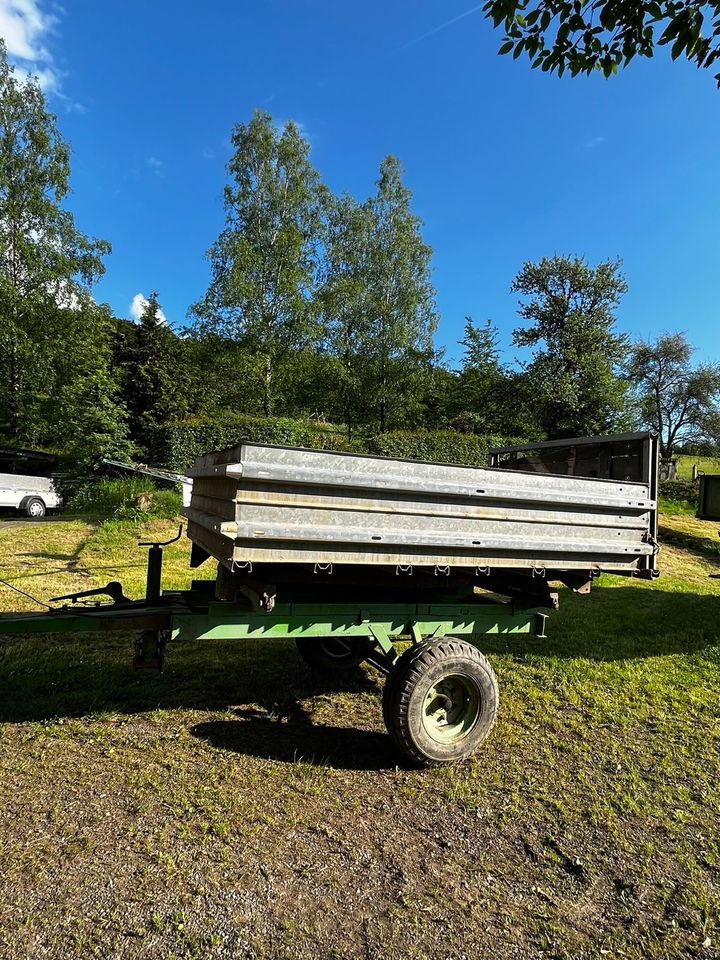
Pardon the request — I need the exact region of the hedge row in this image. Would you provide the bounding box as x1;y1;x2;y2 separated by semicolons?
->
152;416;350;470
658;478;698;506
365;431;517;467
153;417;519;471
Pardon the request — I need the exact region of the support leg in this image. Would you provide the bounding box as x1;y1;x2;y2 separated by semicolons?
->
366;624;399;675
133;628;169;672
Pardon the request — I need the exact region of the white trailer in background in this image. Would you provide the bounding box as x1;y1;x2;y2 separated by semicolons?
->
0;473;63;518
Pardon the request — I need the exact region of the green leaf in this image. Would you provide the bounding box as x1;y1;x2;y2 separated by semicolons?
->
671;36;687;60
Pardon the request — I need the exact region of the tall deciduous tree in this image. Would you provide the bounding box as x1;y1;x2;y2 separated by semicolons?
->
363;156;438;432
511;255;629;438
483;1;720;85
191;111;323;416
0;42;110;441
627;332;720;461
318;192;375;437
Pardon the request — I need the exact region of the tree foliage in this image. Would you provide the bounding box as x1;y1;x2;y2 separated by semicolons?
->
318;162;438;435
453;318;504;423
0;42;111;442
118;293;191;452
2;65;718;473
53;305;135;470
360;156;438;432
317;192;375;436
190;111;323;416
627;332;720;459
511;256;629;438
484;0;720;84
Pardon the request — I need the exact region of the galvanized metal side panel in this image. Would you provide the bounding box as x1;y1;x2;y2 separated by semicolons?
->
193;445;653;512
232;503;650;552
227;541;645;572
187;436;659;577
232;482;650;530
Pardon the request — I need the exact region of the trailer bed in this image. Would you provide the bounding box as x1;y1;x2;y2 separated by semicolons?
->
186;433;659;581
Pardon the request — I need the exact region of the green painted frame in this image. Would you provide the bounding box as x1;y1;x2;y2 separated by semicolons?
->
0;594;547;651
170;599;547;646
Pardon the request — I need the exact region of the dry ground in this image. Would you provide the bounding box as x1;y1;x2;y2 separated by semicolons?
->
0;515;719;960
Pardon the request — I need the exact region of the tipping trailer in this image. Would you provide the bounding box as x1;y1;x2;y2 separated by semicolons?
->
0;432;659;766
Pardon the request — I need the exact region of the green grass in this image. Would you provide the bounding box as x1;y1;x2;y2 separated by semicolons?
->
658;495;697;516
676;454;720;480
0;515;719;959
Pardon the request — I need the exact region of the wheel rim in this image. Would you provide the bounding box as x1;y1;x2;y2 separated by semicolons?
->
29;502;43;517
422;674;480;744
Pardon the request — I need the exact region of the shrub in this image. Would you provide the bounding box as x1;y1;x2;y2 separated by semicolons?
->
659;478;698;508
659;478;698;517
67;477;182;521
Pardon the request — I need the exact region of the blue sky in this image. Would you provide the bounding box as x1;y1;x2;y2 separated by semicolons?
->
4;0;720;365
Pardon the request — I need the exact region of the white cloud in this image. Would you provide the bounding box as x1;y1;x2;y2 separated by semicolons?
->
146;155;163;173
129;293;168;325
0;0;59;92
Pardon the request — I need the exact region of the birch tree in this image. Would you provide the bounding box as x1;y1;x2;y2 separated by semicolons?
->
317;192;375;437
0;42;110;440
191;111;323;416
363;156;437;432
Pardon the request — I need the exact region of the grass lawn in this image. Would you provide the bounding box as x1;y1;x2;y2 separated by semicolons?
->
0;515;719;959
675;455;720;480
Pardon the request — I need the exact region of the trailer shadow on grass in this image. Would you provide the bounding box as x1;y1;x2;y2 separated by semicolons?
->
0;633;383;721
482;583;720;662
191;709;399;771
0;585;718;739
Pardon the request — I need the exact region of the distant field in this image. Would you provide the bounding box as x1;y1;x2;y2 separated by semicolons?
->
0;516;719;959
675;454;720;479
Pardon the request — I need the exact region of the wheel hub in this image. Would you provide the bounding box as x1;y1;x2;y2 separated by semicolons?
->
422;674;480;744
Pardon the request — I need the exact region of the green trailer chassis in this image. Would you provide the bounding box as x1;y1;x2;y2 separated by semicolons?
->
0;532;549;766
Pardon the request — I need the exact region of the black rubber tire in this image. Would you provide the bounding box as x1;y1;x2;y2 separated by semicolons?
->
382;636;499;766
24;497;46;519
296;636;371;672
